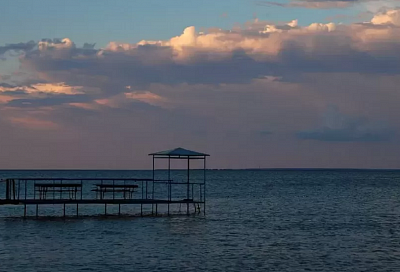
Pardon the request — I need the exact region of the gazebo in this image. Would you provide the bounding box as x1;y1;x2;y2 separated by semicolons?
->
149;147;209;215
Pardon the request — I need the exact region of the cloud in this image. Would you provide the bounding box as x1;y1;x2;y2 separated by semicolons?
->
5;10;395;94
125;91;167;106
8;117;59;130
2;11;400;99
0;82;96;95
94;91;167;109
5;94;91;108
255;0;396;9
0;83;16;88
297;106;393;142
0;41;36;56
371;9;400;25
256;0;353;9
1;9;400;122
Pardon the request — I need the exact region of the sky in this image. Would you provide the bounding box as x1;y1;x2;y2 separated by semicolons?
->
1;0;400;169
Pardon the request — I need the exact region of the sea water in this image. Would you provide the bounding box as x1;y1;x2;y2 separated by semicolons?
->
1;169;400;271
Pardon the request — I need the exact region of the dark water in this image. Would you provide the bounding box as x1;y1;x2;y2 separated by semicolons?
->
1;170;400;272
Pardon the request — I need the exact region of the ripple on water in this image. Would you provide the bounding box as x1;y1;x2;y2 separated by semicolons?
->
1;170;400;271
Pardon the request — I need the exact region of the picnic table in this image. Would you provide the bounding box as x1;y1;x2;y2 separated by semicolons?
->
93;184;139;199
34;183;82;200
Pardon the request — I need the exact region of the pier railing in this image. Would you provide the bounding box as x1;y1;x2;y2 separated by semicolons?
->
0;176;205;217
0;177;205;205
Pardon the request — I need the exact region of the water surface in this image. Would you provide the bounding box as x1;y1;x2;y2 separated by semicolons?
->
1;170;400;271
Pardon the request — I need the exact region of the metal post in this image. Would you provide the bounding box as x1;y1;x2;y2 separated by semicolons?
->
105;203;107;216
187;157;190;215
13;180;16;200
36;204;38;218
118;204;121;216
11;180;14;199
5;179;9;200
23;204;27;218
100;180;103;200
17;179;20;200
76;203;79;217
152;156;155;214
168;157;170;215
113;180;115;200
141;180;143;215
63;203;66;218
204;157;206;215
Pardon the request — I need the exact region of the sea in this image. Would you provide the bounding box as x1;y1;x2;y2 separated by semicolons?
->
1;169;400;272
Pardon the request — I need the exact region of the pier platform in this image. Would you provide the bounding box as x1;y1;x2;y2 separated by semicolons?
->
0;147;209;218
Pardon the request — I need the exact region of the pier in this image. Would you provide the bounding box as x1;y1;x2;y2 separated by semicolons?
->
0;148;209;218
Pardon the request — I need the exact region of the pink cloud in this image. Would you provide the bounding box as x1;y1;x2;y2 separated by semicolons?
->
8;117;59;130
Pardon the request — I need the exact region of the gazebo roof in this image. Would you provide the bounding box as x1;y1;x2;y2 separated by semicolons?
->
149;147;209;157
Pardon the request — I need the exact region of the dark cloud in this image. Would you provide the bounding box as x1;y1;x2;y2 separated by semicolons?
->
0;83;16;88
6;94;91;108
20;36;400;93
0;41;36;56
296;106;394;142
0;39;97;60
0;89;28;96
83;43;96;49
23;47;276;88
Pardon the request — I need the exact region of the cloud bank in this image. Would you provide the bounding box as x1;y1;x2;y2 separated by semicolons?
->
1;9;400;168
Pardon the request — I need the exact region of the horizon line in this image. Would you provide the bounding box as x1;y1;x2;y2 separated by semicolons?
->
0;167;400;171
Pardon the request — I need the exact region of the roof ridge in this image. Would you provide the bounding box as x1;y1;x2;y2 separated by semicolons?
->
149;147;210;156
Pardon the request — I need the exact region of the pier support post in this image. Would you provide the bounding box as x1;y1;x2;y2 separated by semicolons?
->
76;203;79;217
105;203;107;216
168;157;170;216
204;157;206;216
35;204;38;218
151;155;155;215
118;204;121;216
23;204;27;218
187;158;190;215
63;203;66;218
